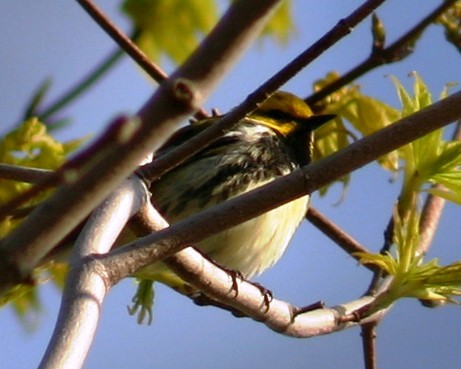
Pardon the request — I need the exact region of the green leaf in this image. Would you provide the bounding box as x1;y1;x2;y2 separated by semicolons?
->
355;251;397;275
0;118;84;325
313;116;351;196
122;0;218;64
0;117;85;228
356;210;461;314
23;79;52;121
436;1;461;53
0;283;41;329
122;0;295;65
315;73;400;172
390;75;415;117
388;73;461;212
412;72;433;110
427;183;461;205
260;1;294;44
371;13;386;50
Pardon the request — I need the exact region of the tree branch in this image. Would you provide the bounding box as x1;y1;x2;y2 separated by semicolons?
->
160;243;386;338
306;0;457;106
75;0;210;120
137;0;386;183
76;0;167;85
306;207;378;272
39;176;148;369
0;163;51;183
0;0;283;294
361;322;378;369
102;91;461;286
108;195;388;338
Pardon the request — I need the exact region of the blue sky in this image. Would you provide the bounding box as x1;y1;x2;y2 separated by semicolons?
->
1;1;460;369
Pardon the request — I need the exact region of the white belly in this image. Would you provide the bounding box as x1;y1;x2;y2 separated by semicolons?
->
198;195;309;278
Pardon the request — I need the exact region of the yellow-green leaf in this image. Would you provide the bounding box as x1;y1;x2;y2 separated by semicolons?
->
122;0;218;64
122;0;295;65
260;1;294;44
436;1;461;53
316;75;400;171
0;118;83;324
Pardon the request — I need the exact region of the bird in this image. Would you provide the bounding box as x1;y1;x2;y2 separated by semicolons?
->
0;91;334;322
133;91;334;301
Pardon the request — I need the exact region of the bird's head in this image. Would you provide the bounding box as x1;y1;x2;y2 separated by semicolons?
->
251;91;335;137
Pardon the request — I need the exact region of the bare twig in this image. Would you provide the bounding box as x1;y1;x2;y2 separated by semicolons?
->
76;0;209;120
364;215;394;295
418;194;446;254
306;207;378;272
0;164;51;183
0;0;284;294
0;116;132;220
102;91;461;286
361;322;378;369
114;197;388;338
76;0;167;85
306;0;457;106
39;176;148;369
137;0;386;184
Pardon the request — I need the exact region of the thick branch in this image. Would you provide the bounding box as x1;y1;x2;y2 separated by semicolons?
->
112;198;387;338
39;176;148;369
162;246;385;337
103;91;461;284
138;0;385;183
0;0;282;293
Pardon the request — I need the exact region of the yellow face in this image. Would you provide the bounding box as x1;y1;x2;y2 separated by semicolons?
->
250;91;315;136
257;91;314;119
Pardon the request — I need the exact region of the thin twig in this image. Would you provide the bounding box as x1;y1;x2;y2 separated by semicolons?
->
0;164;51;184
305;207;379;272
102;91;461;287
137;0;386;184
364;216;393;294
0;116;132;220
306;0;457;106
76;0;167;84
76;0;209;120
0;0;284;294
361;322;378;369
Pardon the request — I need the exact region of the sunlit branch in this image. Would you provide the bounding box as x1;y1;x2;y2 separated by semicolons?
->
306;0;457;106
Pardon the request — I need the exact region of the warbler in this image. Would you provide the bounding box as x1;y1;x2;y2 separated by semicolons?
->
135;91;334;295
1;91;333;318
